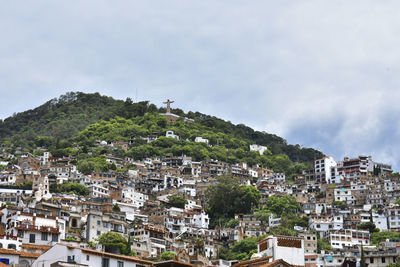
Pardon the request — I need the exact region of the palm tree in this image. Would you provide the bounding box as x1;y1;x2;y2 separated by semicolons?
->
194;238;205;256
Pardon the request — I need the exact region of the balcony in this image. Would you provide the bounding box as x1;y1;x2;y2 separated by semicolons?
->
14;223;60;234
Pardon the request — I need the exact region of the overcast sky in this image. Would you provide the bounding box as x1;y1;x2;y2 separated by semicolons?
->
1;1;400;169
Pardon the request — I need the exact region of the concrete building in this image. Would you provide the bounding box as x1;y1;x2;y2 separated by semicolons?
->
256;235;305;266
87;184;110;198
314;156;337;184
194;137;209;144
249;144;268;156
32;243;153;267
329;229;370;249
298;233;317;254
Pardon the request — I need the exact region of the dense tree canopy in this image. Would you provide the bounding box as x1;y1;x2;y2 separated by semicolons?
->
168;195;188;209
160;251;176;261
370;231;400;245
205;176;261;228
49;183;88;196
0;92;323;172
260;195;301;218
219;236;264;261
98;232;130;255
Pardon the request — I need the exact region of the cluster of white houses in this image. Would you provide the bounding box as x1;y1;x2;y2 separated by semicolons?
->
0;142;399;267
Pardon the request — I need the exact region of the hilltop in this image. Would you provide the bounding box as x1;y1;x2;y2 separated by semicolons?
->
0;92;323;176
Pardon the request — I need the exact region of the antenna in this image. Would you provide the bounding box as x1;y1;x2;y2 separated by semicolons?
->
136;88;138;103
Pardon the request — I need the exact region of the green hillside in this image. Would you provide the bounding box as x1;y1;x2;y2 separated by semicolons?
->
0;92;323;176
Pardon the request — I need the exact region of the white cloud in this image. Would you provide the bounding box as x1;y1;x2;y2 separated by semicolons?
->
1;1;400;168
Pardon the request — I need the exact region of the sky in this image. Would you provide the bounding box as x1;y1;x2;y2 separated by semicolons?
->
1;1;400;169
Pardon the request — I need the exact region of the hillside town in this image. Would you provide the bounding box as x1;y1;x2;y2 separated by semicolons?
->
0;133;399;267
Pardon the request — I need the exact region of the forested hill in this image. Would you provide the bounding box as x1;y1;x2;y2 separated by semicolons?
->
0;92;323;167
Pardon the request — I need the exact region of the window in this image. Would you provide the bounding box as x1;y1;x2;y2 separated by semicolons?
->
370;258;374;263
102;258;110;267
86;255;90;261
52;234;58;242
97;220;101;226
17;230;24;238
381;257;385;263
29;234;35;243
118;261;124;267
41;232;48;241
67;255;75;263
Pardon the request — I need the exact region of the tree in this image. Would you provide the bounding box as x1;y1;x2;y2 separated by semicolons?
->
357;222;379;233
360;245;366;267
225;219;240;228
263;195;300;217
269;226;297;237
205;176;261;228
50;183;89;196
317;238;332;253
113;203;121;212
218;237;260;261
160;251;176;261
235;185;261;213
371;232;400;245
206;175;242;223
194;238;205;256
98;232;129;255
168;195;187;209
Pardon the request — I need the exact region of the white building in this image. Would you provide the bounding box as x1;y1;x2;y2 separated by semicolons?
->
249;144;268;156
179;180;196;197
248;169;258;178
332;214;344;231
329;229;370;249
32;243;153;267
5;210;66;246
334;188;355;205
122;187;148;208
372;211;388;231
193;212;209;229
166;130;179;140
256;235;305;266
87;184;110;198
194;137;209;144
274;173;285;182
315;156;337;184
310;215;333;237
388;208;400;229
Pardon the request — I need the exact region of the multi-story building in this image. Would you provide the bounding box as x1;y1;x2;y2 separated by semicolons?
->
329;229;370;249
256;235;305;266
337;156;373;179
314;156;337;184
298;233;317;254
85;211;128;242
131;224;167;257
388;207;400;229
33;243;153;267
334;187;355;205
87;184;110;198
5;210;66;246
